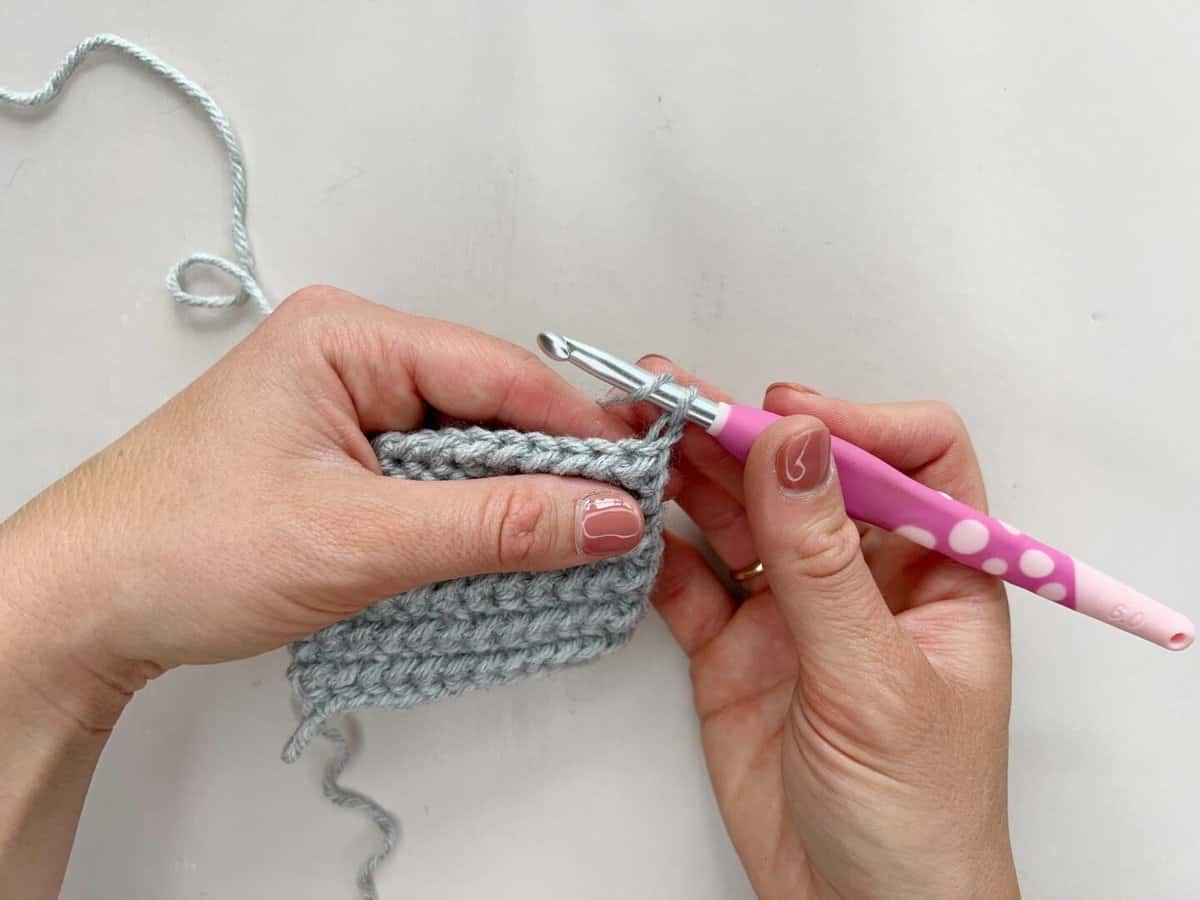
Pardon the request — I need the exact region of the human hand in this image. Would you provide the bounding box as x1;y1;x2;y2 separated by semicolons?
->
617;361;1018;899
0;286;646;729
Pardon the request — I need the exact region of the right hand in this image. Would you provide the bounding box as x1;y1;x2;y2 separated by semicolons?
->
619;361;1019;899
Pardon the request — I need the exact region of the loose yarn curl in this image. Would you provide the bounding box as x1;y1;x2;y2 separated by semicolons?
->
0;34;270;315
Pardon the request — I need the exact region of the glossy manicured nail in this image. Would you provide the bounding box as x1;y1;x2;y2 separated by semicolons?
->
577;493;642;556
776;427;831;496
640;353;672;366
767;381;821;396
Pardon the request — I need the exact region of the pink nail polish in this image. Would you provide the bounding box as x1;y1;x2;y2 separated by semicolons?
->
766;381;822;397
776;427;831;495
577;494;642;556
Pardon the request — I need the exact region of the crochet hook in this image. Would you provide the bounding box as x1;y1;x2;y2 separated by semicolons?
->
537;332;1194;652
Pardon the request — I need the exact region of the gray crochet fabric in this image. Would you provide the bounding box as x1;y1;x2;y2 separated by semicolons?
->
283;404;687;764
280;397;691;898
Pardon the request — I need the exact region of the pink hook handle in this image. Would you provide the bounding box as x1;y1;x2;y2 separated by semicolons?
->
709;403;1193;651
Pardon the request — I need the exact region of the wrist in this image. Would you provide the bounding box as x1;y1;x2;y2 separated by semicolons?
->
892;836;1021;900
905;827;1020;900
0;627;135;736
807;816;1019;900
817;857;1018;900
0;506;147;733
0;518;135;899
970;840;1021;900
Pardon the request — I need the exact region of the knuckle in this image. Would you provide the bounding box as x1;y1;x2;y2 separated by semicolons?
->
485;485;559;569
277;284;349;317
512;345;545;372
494;348;559;423
512;346;558;395
702;497;745;536
924;399;968;437
653;540;705;606
491;344;545;388
264;290;365;363
790;514;862;583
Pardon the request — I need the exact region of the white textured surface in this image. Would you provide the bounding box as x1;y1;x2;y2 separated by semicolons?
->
2;3;1198;898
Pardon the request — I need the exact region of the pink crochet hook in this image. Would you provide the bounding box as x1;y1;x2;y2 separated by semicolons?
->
537;332;1194;652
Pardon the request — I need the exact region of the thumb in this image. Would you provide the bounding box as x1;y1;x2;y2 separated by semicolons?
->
327;473;646;603
743;416;909;680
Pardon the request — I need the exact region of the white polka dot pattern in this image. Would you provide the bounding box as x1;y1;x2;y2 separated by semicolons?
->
1019;549;1055;578
894;525;936;549
982;557;1008;576
948;519;990;555
1037;582;1068;602
878;482;1073;608
817;432;1188;643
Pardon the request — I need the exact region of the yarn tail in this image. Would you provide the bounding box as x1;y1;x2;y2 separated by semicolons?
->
318;719;399;900
0;33;271;315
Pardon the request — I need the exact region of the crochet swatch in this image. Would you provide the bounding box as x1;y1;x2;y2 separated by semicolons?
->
283;414;684;763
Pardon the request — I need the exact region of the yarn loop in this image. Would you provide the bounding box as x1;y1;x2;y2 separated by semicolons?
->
0;34;271;315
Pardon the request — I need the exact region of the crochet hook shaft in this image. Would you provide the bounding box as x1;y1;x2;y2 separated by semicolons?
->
537;332;1194;652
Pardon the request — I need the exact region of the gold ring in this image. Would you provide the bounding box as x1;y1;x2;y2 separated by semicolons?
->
731;560;764;582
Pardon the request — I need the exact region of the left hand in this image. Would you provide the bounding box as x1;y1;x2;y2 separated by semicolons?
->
0;286;644;730
1;286;652;898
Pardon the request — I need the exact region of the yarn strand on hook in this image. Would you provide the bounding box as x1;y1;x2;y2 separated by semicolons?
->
0;33;272;316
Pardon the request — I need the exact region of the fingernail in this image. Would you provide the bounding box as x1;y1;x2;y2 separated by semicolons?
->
577;493;642;556
775;427;832;496
767;381;821;396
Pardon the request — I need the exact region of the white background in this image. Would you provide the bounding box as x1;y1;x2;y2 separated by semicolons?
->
3;3;1199;897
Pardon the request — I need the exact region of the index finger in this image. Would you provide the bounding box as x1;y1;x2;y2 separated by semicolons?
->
277;287;634;441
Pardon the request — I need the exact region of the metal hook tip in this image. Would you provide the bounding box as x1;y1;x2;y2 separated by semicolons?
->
536;332;572;361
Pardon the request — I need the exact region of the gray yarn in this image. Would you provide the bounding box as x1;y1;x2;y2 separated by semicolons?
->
317;720;399;900
284;395;688;763
284;390;690;897
4;35;692;899
0;34;271;315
